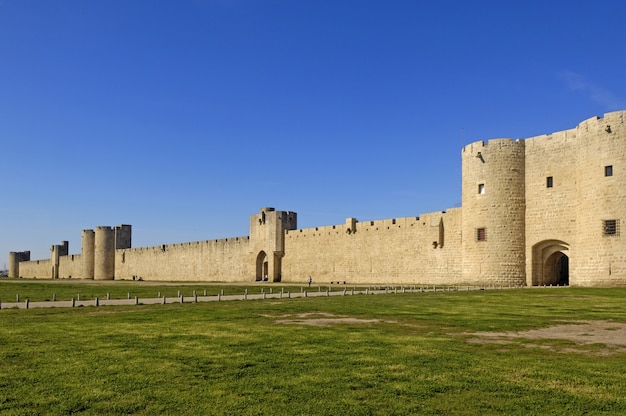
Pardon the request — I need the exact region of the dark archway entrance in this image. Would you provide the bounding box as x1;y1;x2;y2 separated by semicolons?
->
256;251;268;282
531;240;570;286
557;254;569;285
544;251;569;286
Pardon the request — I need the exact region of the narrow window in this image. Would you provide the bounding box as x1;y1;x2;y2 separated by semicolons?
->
476;228;487;241
605;165;613;177
603;220;619;236
546;176;553;188
478;183;485;194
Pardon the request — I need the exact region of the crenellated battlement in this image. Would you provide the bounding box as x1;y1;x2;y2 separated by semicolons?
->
577;110;625;131
122;236;250;254
462;137;524;155
286;210;455;239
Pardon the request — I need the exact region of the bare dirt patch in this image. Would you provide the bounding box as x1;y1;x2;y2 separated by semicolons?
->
467;320;626;355
273;312;380;327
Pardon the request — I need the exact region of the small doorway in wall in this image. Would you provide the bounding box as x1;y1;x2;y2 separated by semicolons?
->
557;254;569;286
544;251;569;286
256;251;268;282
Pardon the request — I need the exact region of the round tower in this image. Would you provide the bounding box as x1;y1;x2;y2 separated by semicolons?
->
8;252;19;278
82;229;95;279
461;138;526;285
8;251;29;278
94;226;115;280
9;252;20;279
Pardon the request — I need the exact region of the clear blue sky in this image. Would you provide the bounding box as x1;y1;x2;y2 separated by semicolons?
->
2;0;625;264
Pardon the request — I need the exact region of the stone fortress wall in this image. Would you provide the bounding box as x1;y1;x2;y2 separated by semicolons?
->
114;237;251;282
281;210;462;285
8;111;626;287
526;112;626;286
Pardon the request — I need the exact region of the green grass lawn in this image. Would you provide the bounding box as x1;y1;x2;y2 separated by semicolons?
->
1;284;626;415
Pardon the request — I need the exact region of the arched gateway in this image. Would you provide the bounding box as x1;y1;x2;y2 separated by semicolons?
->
249;208;296;283
531;240;569;286
256;251;269;281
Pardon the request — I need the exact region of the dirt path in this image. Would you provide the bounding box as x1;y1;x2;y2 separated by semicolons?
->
467;320;626;355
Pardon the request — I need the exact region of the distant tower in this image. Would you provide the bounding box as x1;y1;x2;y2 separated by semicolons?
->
50;241;69;279
8;251;30;278
115;225;132;249
82;229;95;279
249;208;297;282
461;139;526;285
94;226;115;280
89;224;132;280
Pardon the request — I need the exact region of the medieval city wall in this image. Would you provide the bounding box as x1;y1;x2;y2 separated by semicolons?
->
9;112;626;287
281;209;462;285
58;254;84;279
18;259;52;278
15;254;84;279
114;236;251;281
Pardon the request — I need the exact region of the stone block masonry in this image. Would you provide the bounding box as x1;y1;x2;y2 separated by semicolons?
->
281;210;462;285
115;237;251;282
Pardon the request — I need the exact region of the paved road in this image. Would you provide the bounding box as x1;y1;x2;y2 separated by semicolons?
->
0;285;536;310
0;287;386;309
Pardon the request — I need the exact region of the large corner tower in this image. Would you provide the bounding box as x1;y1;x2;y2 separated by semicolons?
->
461;138;526;285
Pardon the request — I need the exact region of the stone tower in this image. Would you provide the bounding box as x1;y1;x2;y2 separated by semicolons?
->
81;224;132;280
461;138;526;285
572;113;626;285
249;207;297;282
50;241;69;279
94;226;115;280
8;251;30;278
115;224;132;250
82;229;95;279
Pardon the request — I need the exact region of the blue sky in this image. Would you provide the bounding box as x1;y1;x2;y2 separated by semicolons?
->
2;0;625;264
